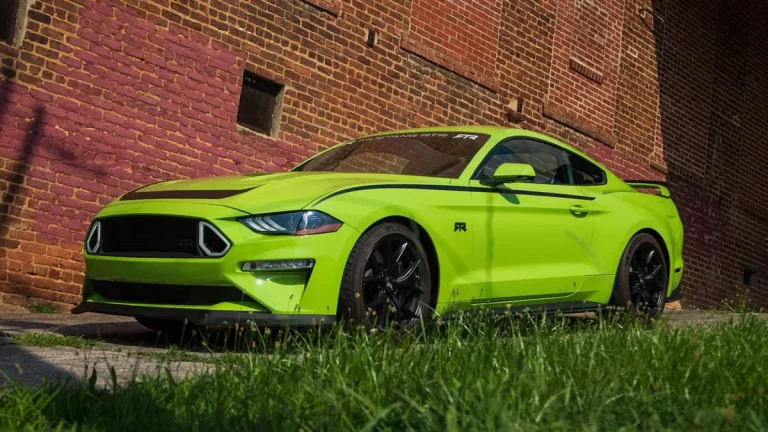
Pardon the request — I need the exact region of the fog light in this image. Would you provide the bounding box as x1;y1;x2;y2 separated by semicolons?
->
241;259;315;272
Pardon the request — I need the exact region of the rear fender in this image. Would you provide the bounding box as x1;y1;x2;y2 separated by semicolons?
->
588;191;680;294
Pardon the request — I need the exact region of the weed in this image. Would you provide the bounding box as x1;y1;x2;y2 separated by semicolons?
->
10;333;97;349
26;304;59;314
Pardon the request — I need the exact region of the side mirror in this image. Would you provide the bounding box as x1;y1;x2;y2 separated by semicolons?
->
481;163;536;186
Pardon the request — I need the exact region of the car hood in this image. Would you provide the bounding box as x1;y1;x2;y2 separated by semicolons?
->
112;172;449;215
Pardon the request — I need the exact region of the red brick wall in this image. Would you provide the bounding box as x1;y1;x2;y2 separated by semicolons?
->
403;0;502;90
545;0;624;147
652;0;768;308
0;0;765;310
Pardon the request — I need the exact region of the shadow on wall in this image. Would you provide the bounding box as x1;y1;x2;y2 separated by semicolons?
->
652;0;768;308
0;71;89;391
0;76;80;236
0;66;109;307
0;99;43;237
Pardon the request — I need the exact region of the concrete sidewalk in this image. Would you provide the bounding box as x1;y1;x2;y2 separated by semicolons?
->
0;344;215;388
0;306;219;387
0;308;148;341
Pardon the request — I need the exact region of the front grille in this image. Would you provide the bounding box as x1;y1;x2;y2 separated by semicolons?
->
92;280;252;305
94;216;230;258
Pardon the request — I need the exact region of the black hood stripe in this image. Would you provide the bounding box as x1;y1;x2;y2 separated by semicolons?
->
121;187;258;201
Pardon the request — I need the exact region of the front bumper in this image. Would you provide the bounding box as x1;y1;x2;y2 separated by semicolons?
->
79;201;361;318
71;301;335;327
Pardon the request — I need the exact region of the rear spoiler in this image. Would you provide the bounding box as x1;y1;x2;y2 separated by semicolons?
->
624;180;670;198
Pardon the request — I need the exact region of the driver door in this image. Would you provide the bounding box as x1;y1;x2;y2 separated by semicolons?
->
469;138;596;304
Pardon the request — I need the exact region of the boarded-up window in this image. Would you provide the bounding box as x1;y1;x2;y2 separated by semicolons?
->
0;0;21;44
236;70;284;136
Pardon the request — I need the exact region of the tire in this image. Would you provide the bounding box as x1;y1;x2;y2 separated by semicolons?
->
338;223;433;329
609;233;669;318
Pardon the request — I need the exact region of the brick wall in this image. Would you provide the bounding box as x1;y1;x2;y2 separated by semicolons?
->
0;0;765;310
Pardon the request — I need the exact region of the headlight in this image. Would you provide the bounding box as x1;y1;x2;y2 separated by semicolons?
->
239;211;342;235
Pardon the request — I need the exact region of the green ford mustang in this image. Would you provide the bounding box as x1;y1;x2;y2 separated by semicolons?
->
72;126;684;330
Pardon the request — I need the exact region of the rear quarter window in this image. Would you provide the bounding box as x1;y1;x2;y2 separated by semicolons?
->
569;153;606;185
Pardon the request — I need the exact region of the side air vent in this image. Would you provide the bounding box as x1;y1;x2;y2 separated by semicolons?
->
198;221;231;257
85;221;101;254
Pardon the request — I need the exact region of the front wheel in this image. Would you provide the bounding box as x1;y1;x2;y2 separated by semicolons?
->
609;233;668;318
338;223;433;329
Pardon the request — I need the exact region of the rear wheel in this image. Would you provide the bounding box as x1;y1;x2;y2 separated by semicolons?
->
609;233;668;318
338;223;433;329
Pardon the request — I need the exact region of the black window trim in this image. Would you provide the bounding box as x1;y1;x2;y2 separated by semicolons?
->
469;137;608;187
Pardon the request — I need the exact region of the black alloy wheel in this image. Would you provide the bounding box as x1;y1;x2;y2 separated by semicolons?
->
629;243;666;313
338;223;432;329
610;233;668;318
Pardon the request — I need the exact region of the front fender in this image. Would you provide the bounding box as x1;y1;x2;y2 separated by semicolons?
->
309;184;475;307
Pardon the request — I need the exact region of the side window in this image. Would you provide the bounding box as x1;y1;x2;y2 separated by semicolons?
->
474;139;606;186
569;153;606;185
475;139;573;184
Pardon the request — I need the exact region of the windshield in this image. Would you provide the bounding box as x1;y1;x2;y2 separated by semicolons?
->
293;132;491;178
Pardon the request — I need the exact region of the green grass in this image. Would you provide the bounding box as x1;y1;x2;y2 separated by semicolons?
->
9;333;98;349
131;346;239;365
1;313;768;431
132;346;209;363
26;304;59;314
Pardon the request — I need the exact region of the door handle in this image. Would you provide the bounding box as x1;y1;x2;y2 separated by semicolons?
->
570;205;590;216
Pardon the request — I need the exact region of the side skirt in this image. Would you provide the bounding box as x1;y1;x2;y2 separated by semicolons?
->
438;300;602;320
